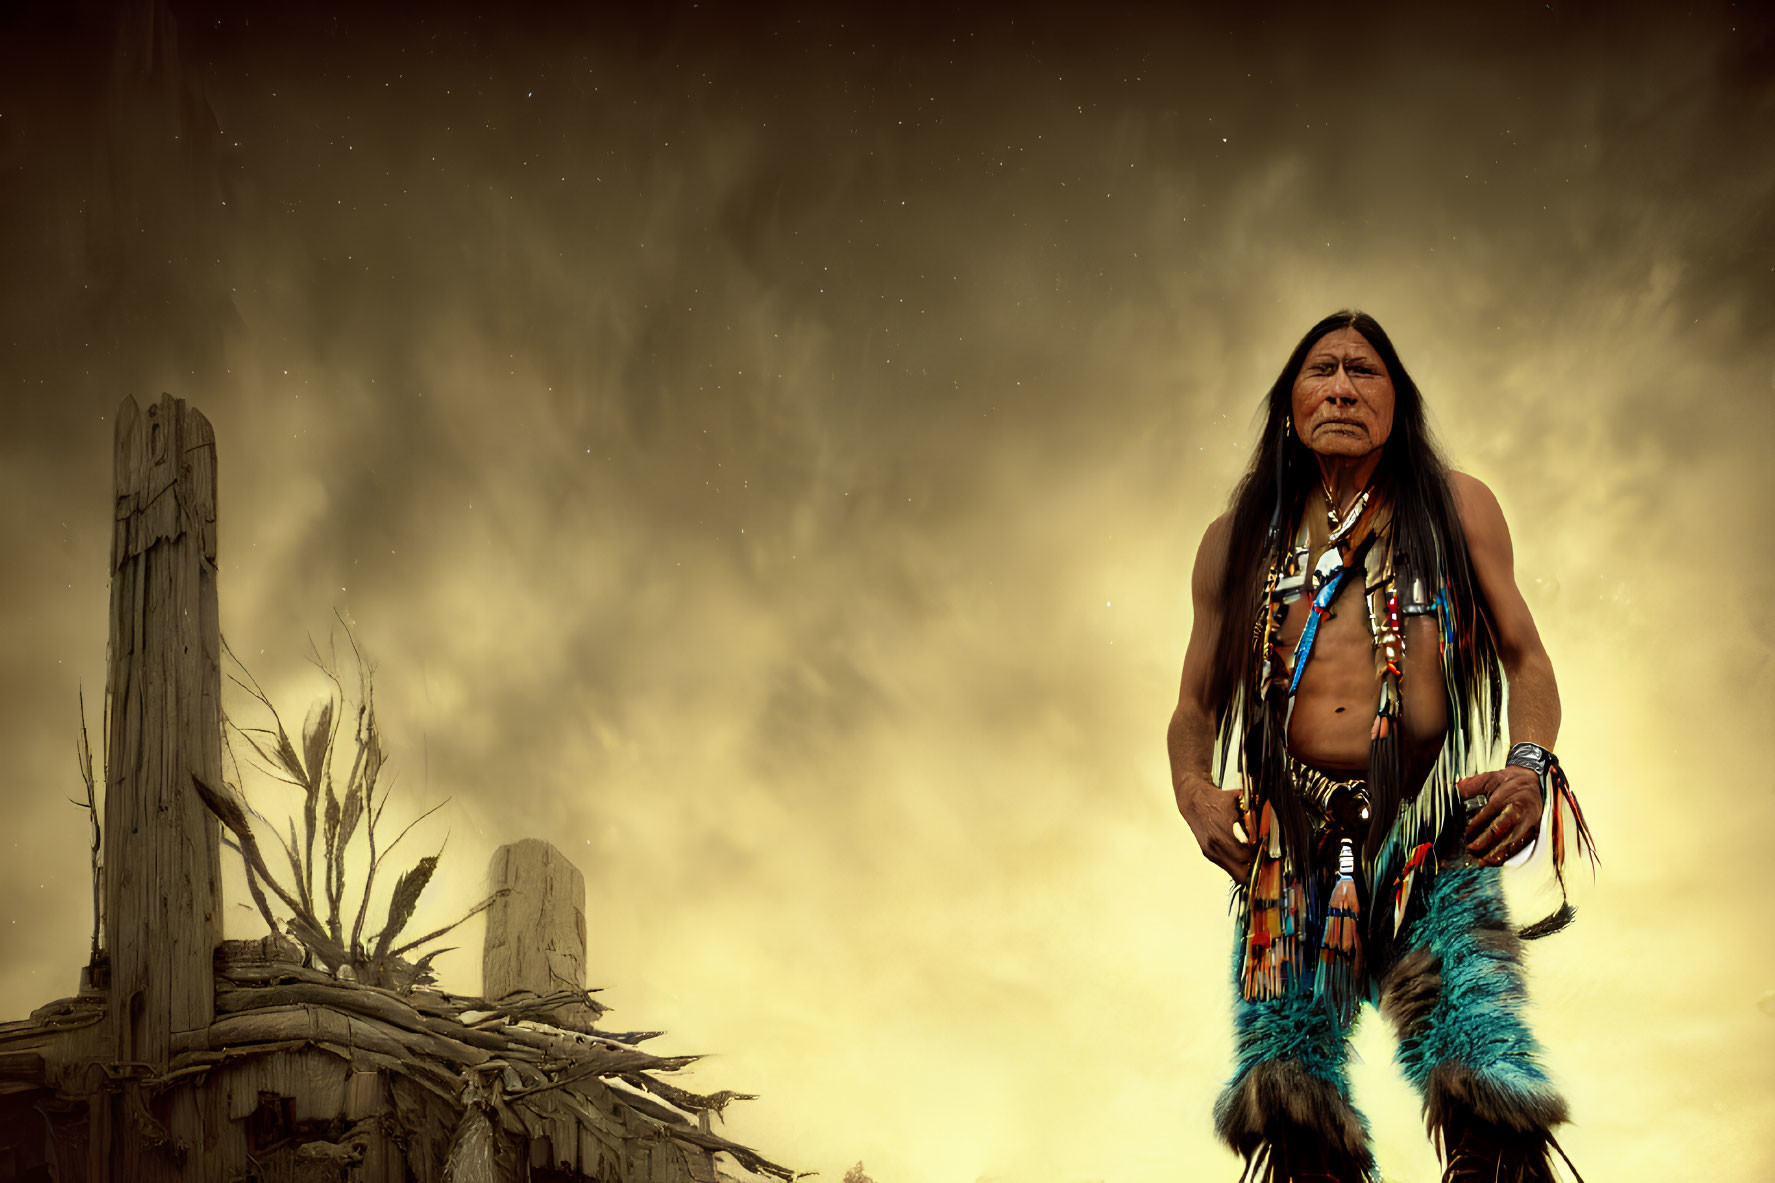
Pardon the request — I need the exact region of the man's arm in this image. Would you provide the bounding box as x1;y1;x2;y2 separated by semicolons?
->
1449;471;1560;864
1169;513;1255;882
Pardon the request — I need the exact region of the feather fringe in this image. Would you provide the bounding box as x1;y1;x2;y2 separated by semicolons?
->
1436;1101;1586;1183
1238;1136;1379;1183
1516;760;1600;940
1240;802;1307;999
1517;901;1577;942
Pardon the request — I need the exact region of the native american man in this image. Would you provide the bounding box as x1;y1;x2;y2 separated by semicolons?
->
1167;311;1594;1182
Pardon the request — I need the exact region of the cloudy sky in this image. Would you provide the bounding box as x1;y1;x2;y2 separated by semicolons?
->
1;1;1771;1179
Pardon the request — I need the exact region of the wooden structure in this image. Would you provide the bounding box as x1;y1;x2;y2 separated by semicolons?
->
103;393;225;1180
484;842;598;1034
0;397;790;1183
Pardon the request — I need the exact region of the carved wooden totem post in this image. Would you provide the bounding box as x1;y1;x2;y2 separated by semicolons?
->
103;393;224;1175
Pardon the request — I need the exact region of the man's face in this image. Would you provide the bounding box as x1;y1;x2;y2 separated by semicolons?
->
1290;327;1395;459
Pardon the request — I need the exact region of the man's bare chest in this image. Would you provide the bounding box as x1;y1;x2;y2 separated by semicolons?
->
1268;530;1447;709
1273;555;1378;672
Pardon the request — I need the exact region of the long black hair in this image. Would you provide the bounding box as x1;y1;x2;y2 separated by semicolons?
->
1207;310;1504;881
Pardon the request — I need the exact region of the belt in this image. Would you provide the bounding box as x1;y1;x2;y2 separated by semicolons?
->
1287;758;1372;837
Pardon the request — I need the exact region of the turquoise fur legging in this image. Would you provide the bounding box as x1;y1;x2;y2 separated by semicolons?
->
1213;864;1567;1170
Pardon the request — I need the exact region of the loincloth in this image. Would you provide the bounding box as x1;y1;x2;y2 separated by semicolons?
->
1239;758;1449;1016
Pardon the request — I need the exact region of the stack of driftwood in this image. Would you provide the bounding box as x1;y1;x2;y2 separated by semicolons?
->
0;871;792;1183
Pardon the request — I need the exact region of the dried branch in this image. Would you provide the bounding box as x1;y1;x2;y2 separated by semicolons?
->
299;694;335;909
192;774;310;922
389;889;509;959
619;1073;753;1119
372;853;438;963
205;627;479;992
322;779;342;939
240;792;306;906
327;703;369;946
349;660;388;959
355;793;443;959
350;766;382;960
380;799;448;865
286;817;308;914
74;685;103;964
221;634;317;916
302;698;335;790
220;834;282;939
316;616;377;952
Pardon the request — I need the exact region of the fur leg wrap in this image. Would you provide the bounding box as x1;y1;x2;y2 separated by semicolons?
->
1381;865;1570;1141
1216;983;1374;1178
1438;1109;1582;1183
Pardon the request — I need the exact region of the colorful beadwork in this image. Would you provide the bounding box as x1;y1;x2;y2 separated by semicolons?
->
1233;487;1594;1013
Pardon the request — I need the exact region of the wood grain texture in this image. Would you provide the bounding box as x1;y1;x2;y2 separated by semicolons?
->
483;839;589;1013
101;392;224;1181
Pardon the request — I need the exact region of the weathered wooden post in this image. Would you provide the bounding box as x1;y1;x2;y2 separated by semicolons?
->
102;392;223;1173
483;839;592;1024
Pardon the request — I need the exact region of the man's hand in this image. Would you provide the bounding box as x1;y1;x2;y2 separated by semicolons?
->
1459;767;1544;865
1180;780;1256;883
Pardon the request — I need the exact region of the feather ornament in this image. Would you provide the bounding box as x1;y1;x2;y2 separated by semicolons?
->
1519;758;1600;941
1392;842;1435;937
1313;837;1364;1022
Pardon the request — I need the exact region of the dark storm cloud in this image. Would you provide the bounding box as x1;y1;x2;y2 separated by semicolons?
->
2;3;1771;1179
